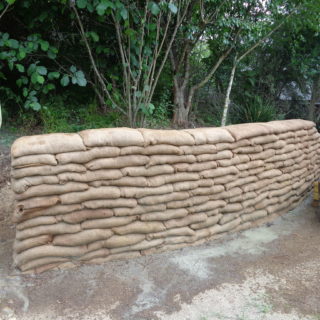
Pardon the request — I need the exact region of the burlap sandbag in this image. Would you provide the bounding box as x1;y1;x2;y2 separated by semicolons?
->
257;169;282;180
80;127;144;147
201;166;238;179
91;176;148;188
255;197;279;210
19;257;68;272
180;144;217;155
188;199;227;214
62;209;113;224
164;213;207;229
226;123;271;140
15;182;89;201
14;235;53;254
221;203;243;213
16;222;81;241
15;244;87;266
250;134;279;145
262;119;314;134
278;131;295;140
12;176;59;194
184;127;234;144
241;210;268;222
268;186;292;198
166;195;210;209
148;173;199;187
12;154;58;168
12;163;86;179
211;187;242;200
86;155;149;170
146;227;195;240
119;146;144;155
217;155;250;167
17;216;58;230
249;149;275;161
190;214;222;230
236;160;264;171
16;196;60;213
114;204;166;217
113;221;166;235
140;208;188;221
53;229;114;246
56;146;120;164
120;185;174;198
78;248;110;261
172;181;201;192
225;176;258;190
214;174;237;184
229;191;256;203
295;129;308;137
14;204;82;223
197;150;233;162
229;139;252;149
144;144;182;155
11;133;85;158
110;239;164;254
173;161;217;172
189;185;224;197
84;198;137;209
60;186;121;205
209;217;241;235
58;169;123;183
122;164;174;177
139;128;195;146
219;212;239;225
164;235;195;245
242;179;274;193
263;140;286;150
138;191;189;206
233;145;263;154
291;167;307;178
81;216;136;229
148;154;196;167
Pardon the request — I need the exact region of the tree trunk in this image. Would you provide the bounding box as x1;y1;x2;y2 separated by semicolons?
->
221;58;237;127
308;74;320;122
172;81;189;127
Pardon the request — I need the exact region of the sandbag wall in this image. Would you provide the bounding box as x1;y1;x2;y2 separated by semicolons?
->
11;119;320;273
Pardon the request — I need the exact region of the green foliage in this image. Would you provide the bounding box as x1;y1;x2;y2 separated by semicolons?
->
231;96;283;124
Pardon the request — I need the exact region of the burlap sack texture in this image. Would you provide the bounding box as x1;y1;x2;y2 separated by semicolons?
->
10;120;320;273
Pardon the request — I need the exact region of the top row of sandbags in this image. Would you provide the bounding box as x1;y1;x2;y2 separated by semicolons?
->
11;120;316;158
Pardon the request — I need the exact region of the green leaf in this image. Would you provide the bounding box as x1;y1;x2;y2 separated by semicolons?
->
23;87;28;97
18;49;26;60
8;39;19;49
37;75;45;84
40;40;49;51
48;71;60;80
37;66;47;75
168;3;178;14
60;75;70;86
70;65;77;73
76;0;87;9
150;2;160;15
16;64;25;73
6;0;16;4
107;83;112;90
135;91;142;98
120;8;128;20
30;101;41;111
89;31;99;42
47;50;57;59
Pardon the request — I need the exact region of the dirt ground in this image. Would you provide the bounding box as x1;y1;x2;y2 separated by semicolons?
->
0;138;320;320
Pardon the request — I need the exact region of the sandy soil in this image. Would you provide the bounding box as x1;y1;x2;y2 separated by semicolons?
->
0;140;320;320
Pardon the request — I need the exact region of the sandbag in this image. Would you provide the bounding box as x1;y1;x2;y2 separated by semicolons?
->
91;176;148;188
144;144;182;155
225;176;258;190
56;146;120;164
16;222;81;241
250;134;279;145
80;127;145;147
197;150;233;162
86;155;149;170
209;217;241;235
14;235;53;253
249;149;275;161
189;185;224;197
201;166;238;178
146;227;195;240
219;212;239;225
241;210;268;222
185;127;234;144
19;257;68;272
12;163;86;179
233;145;263;154
167;195;210;209
188;199;227;213
226;123;271;140
12;176;60;194
190;214;222;230
138;191;189;206
15;244;87;266
84;198;137;209
148;154;196;166
114;204;166;216
17;216;58;230
257;169;282;180
173;161;217;172
81;216;136;229
62;209;113;224
113;221;166;235
110;239;164;254
53;229;114;246
220;203;243;213
139;128;195;146
16;196;60;212
164;213;207;229
140;208;188;221
11;133;85;158
236;160;264;171
12;154;58;168
120;185;174;198
58;169;123;183
180;144;217;155
15;182;89;200
211;187;242;200
217;155;250;167
263;140;286;150
122;164;174;177
78;248;110;261
60;187;121;204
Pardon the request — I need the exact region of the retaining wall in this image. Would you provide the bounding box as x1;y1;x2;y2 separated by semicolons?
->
11;119;320;273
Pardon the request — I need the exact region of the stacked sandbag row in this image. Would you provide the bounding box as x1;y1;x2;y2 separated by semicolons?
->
10;119;320;273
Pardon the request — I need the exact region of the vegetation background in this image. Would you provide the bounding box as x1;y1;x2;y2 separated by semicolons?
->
0;0;319;134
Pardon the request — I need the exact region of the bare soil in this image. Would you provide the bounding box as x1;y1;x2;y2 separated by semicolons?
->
0;138;320;320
